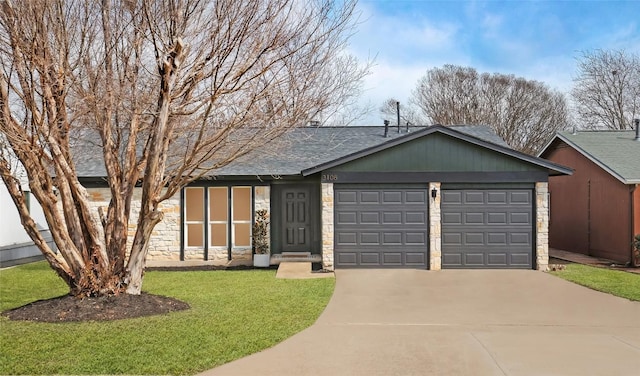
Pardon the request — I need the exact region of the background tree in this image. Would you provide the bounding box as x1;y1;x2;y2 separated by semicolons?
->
409;65;569;154
0;0;366;296
571;49;640;130
379;98;425;127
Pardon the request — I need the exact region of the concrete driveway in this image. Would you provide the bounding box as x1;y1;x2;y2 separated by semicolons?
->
200;270;640;376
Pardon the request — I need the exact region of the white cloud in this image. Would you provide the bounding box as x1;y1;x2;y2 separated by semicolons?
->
354;62;426;125
480;13;503;38
351;2;461;60
346;0;640;126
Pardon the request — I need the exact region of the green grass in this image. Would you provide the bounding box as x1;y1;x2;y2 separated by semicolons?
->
0;262;335;375
550;263;640;301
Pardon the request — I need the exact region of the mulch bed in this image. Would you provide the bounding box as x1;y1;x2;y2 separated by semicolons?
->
1;292;189;323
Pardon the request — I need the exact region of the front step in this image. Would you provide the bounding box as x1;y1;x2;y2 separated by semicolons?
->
276;261;311;279
275;261;334;279
271;252;321;264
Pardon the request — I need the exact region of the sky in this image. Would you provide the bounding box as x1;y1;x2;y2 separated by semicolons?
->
347;0;640;125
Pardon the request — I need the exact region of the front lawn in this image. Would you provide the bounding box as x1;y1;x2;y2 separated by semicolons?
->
0;262;335;375
550;263;640;301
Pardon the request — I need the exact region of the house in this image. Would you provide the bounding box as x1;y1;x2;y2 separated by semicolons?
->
539;128;640;265
0;167;54;267
76;124;571;270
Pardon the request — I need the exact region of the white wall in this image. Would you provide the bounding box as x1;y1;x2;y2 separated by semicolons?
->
0;177;48;248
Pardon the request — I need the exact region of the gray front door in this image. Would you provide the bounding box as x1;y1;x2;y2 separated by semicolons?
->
441;189;533;269
334;186;429;268
281;187;311;252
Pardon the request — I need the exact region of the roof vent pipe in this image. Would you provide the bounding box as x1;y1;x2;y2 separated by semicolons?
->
384;120;389;138
396;101;401;133
635;119;640;141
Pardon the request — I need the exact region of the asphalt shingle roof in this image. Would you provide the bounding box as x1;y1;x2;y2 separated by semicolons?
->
212;125;509;176
74;125;510;178
543;130;640;184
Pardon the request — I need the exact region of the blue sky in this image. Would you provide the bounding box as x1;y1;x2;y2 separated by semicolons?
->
348;0;640;125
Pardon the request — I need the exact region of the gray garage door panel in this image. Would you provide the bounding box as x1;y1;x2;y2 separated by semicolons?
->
442;189;533;269
334;187;428;268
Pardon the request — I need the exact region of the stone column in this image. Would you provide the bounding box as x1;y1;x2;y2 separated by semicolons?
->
535;182;549;271
321;183;334;270
254;186;271;212
429;182;442;271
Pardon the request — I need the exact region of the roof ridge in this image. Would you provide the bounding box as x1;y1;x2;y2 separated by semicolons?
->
563;129;635;133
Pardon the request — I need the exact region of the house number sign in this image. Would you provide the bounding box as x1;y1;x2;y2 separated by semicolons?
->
321;173;338;182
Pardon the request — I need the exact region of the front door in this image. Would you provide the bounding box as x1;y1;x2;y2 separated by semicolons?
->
281;187;311;252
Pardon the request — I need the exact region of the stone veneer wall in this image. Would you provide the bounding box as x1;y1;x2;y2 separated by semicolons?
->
87;185;271;264
428;182;442;270
321;183;334;270
87;188;181;261
535;182;550;271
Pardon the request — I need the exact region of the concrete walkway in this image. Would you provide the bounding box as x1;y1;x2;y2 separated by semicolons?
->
200;270;640;376
550;248;640;274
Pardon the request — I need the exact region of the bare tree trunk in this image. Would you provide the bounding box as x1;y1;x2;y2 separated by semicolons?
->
126;32;185;294
1;0;365;297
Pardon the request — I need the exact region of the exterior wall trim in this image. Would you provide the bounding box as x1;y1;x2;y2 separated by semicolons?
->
321;171;548;184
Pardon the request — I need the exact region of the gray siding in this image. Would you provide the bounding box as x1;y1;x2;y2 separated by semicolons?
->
333;133;544;173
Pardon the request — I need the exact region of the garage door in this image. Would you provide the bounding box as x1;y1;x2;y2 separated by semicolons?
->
441;189;533;269
334;186;428;268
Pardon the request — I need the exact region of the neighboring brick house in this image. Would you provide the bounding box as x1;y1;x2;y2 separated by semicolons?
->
539;129;640;265
77;125;571;271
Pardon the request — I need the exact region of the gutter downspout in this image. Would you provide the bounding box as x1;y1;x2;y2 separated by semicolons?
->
587;179;591;254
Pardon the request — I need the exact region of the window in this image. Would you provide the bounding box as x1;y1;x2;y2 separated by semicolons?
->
185;187;205;247
232;187;252;247
184;186;253;251
209;187;228;246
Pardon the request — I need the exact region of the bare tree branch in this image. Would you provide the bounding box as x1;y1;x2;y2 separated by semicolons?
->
0;0;366;296
410;65;569;154
571;49;640;130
